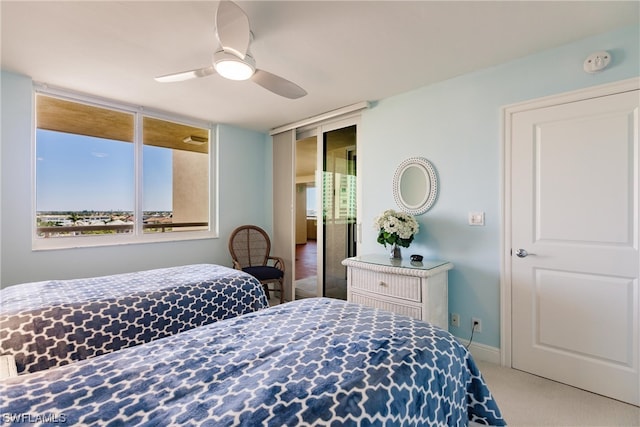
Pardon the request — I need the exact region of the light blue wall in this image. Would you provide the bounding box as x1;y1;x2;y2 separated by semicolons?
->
217;123;273;235
0;71;271;286
359;25;640;348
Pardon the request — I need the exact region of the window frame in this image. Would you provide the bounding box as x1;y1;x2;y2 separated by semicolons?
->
32;85;218;251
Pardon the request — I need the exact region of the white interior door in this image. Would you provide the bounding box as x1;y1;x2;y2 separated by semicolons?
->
510;86;639;405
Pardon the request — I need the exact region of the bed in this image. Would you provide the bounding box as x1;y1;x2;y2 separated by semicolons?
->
0;264;268;374
0;298;505;426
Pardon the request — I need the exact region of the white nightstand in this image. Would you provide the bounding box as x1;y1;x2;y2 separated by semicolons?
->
342;255;453;330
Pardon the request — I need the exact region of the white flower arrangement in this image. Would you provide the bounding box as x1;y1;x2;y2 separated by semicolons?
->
374;209;419;248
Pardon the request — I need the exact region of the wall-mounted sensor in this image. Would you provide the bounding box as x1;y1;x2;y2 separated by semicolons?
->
584;51;611;74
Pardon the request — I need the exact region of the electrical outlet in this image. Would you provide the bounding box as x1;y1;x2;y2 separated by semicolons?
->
450;313;460;328
471;317;482;333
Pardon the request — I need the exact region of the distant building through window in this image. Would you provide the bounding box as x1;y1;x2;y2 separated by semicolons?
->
34;91;213;248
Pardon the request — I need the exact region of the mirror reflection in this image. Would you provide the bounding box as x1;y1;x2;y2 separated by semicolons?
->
400;165;429;208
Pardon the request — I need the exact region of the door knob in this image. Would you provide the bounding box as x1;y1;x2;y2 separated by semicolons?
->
515;249;530;258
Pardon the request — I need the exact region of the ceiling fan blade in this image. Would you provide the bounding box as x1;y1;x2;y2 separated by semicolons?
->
155;66;215;83
215;0;250;59
251;69;307;99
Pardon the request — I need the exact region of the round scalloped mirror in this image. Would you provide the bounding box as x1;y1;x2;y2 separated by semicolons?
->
393;157;438;215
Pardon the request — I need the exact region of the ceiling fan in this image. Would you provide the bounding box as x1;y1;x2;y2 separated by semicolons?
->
155;1;307;99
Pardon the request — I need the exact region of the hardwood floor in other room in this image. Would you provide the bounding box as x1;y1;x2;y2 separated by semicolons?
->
296;240;317;280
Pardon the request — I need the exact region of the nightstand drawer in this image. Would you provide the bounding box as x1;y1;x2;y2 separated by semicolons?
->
350;268;421;302
350;292;422;319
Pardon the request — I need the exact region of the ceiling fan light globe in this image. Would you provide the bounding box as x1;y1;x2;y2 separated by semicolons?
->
214;50;255;81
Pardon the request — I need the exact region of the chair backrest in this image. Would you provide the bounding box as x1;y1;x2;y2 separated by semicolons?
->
228;225;271;268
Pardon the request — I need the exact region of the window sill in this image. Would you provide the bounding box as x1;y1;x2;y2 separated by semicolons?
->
32;230;218;251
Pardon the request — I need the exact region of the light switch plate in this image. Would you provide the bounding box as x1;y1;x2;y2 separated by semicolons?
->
468;212;485;226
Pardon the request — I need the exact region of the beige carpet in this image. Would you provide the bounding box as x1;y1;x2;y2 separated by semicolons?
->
476;361;640;426
294;276;347;300
295;276;317;299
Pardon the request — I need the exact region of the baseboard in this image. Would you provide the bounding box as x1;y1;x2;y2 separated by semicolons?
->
456;339;501;364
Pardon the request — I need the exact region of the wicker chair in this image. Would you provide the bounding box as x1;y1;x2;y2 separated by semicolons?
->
228;225;285;304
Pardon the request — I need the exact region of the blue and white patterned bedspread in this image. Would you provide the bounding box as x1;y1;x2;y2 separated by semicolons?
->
0;298;505;426
0;264;268;374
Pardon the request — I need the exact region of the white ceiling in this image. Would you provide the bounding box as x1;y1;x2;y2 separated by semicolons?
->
2;1;638;132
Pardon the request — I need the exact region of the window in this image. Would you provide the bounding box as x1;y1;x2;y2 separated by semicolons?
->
34;91;214;249
306;185;317;217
